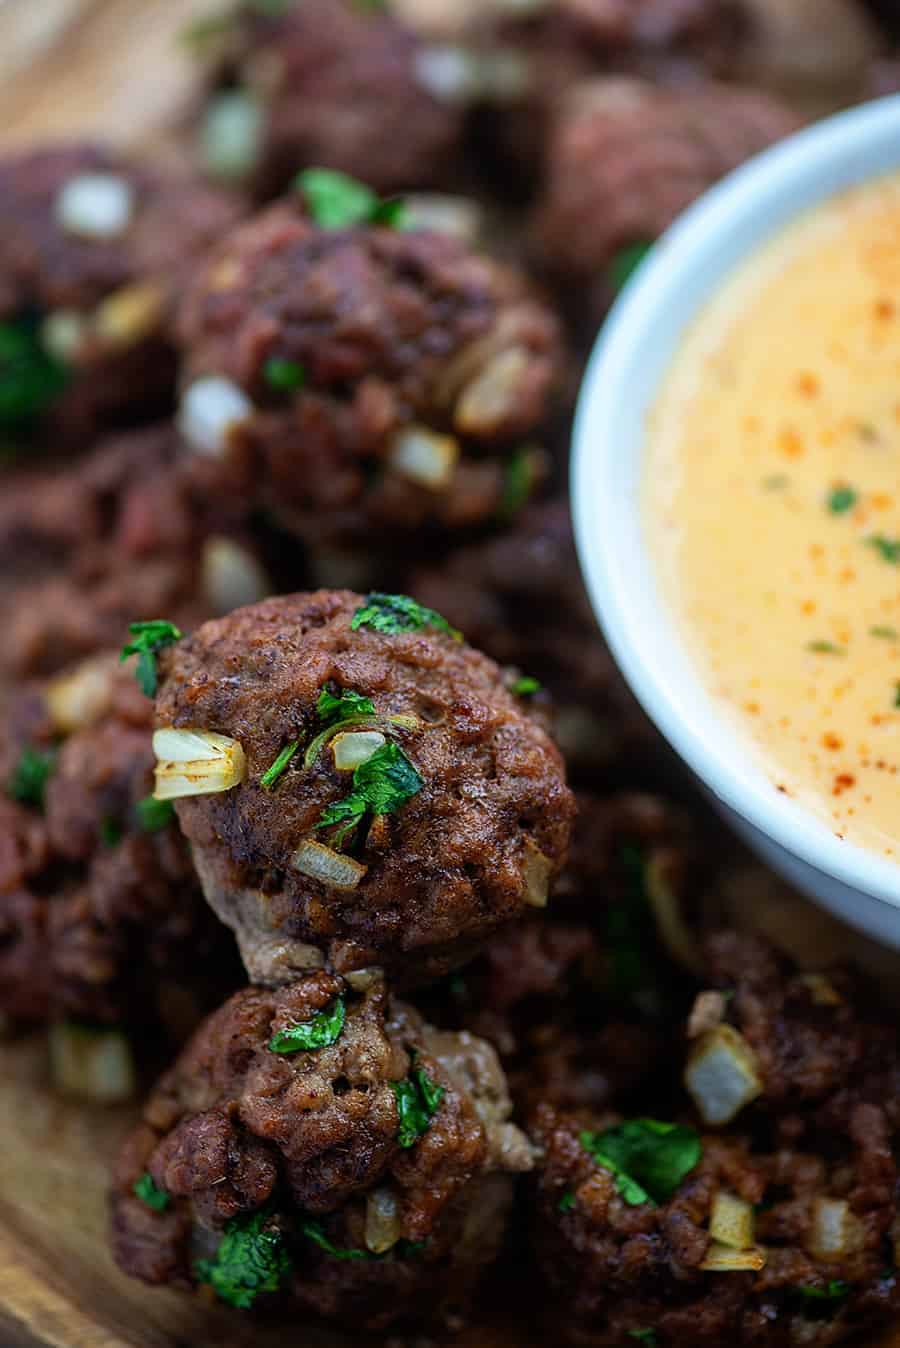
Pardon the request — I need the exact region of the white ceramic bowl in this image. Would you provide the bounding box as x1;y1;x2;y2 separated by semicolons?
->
572;95;900;949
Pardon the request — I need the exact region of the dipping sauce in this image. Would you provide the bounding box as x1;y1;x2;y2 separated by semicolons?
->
644;172;900;857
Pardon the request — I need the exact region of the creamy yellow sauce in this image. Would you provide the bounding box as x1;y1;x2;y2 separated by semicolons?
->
644;172;900;857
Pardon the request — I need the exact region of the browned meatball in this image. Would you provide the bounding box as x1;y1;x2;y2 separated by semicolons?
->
0;143;244;451
111;974;533;1330
532;77;799;321
194;0;466;197
0;658;240;1034
411;501;656;781
152;589;575;985
174;199;563;546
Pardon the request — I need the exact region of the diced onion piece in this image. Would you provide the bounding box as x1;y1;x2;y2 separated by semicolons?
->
202;536;271;615
45;654;117;734
93;281;165;348
455;346;529;436
41;309;86;363
685;1025;763;1126
365;1187;402;1254
414;46;481;103
292;840;367;890
807;1198;860;1261
388;426;460;490
332;731;385;772
710;1193;755;1251
522;837;553;909
56;173;134;239
201;90;264;182
403;194;483;242
49;1023;136;1103
799;973;843;1007
153;728;246;800
177;376;254;458
700;1240;767;1273
687;990;727;1040
343;966;384;992
644;848;704;975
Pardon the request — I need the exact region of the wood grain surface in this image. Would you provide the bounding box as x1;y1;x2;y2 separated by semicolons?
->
0;2;898;1345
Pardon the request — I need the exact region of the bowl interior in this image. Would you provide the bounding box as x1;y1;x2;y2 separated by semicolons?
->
572;95;900;913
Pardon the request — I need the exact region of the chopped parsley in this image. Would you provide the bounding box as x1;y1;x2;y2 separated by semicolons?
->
316;741;423;844
628;1333;657;1346
316;686;376;726
871;625;898;640
268;996;345;1054
300;1219;423;1260
868;534;900;564
510;675;541;697
260;739;301;791
608;242;653;293
558;1191;575;1213
120;620;181;697
497;445;539;523
794;1280;850;1320
295;168;406;230
0;317;68;436
351;592;461;640
100;816;122;848
894;682;900;709
133;1172;170;1212
827;485;857;514
807;640;845;655
195;1209;292;1309
263;356;305;393
136;796;175;832
580;1119;701;1207
8;746;56;809
391;1067;445;1148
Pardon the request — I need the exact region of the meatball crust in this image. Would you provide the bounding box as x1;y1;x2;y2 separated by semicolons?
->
198;0;466;197
153;590;575;984
0;143;243;447
111;974;533;1330
0;659;239;1031
175;201;563;545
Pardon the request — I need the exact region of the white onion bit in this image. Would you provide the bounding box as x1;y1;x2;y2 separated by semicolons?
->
700;1240;767;1273
388;426;460;490
292;840;367;890
365;1187;402;1254
807;1197;860;1261
153;728;246;799
177;376;254;458
522;838;553;908
201;91;264;182
49;1023;136;1103
414;46;481;103
41;310;86;363
56;173;135;239
684;1024;763;1126
332;731;386;772
709;1193;755;1251
45;654;117;734
202;536;272;615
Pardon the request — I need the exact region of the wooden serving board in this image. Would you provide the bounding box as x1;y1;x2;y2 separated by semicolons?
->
0;2;898;1344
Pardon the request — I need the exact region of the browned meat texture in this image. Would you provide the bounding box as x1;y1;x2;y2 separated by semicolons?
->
411;501;656;780
0;143;244;447
528;930;900;1346
0;423;280;682
0;660;239;1030
532;76;799;319
175;201;563;545
198;0;466;197
111;974;533;1329
154;589;575;984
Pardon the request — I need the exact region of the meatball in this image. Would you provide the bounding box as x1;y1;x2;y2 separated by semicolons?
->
0;143;243;451
0;423;279;682
111;973;533;1330
411;502;656;781
528;932;900;1347
174;199;563;546
194;0;466;198
532;77;799;323
0;658;240;1036
152;589;575;985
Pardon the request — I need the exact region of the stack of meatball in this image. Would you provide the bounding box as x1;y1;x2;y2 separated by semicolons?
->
2;0;900;1344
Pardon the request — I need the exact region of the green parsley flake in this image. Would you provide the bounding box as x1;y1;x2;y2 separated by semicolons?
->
628;1333;657;1346
794;1280;850;1320
268;996;345;1054
391;1067;445;1147
136;796;175;832
133;1172;171;1212
120;620;181;697
807;641;845;655
316;686;376;726
8;746;56;810
827;485;857;514
260;739;301;791
580;1119;701;1207
871;625;898;640
510;675;541;697
0;317;68;435
317;741;423;844
263;356;305;392
301;1219;423;1260
894;682;900;710
195;1209;292;1309
295;168;406;231
868;534;900;565
351;592;461;640
100;817;122;848
608;242;653;293
497;445;539;523
558;1191;575;1213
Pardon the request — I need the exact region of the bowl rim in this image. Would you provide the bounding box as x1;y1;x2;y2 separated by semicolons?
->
572;94;900;914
